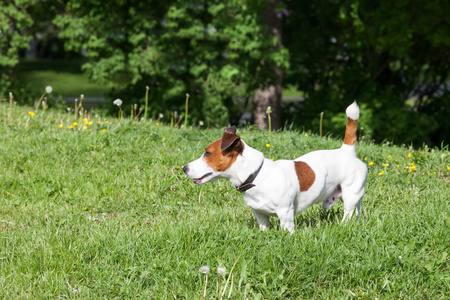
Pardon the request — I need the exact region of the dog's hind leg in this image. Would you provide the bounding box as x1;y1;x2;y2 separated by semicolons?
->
341;187;365;222
252;209;270;231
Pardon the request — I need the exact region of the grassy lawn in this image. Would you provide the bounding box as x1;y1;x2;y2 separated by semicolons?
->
13;59;110;98
0;104;449;298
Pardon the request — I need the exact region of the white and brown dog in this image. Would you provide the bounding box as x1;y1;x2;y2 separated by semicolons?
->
183;102;367;233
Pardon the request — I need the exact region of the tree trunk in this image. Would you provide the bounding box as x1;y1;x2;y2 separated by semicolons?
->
252;0;283;130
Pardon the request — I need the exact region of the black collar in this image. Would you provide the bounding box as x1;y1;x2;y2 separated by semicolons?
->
236;159;264;193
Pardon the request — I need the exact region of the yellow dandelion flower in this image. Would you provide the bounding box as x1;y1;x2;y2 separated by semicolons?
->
58;124;63;129
408;153;411;158
411;165;416;170
304;132;308;137
83;118;88;123
364;157;367;160
102;129;106;133
378;171;385;176
447;166;450;171
97;121;101;124
266;144;270;148
162;138;166;141
270;158;274;161
88;122;93;125
433;171;436;174
105;121;109;124
73;122;78;126
68;126;73;129
383;163;389;167
388;155;392;158
428;173;430;175
156;122;159;126
83;126;87;130
368;162;374;166
28;111;35;117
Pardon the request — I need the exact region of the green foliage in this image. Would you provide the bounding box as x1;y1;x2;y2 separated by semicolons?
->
53;0;289;127
0;1;34;67
0;104;449;298
284;0;450;147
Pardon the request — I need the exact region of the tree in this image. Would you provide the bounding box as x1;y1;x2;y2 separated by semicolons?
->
0;0;65;102
284;0;450;146
54;0;289;126
252;0;284;130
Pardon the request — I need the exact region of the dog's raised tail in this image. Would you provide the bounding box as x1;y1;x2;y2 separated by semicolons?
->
343;102;360;146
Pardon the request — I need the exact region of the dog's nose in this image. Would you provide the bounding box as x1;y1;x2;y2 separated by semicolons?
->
182;165;189;174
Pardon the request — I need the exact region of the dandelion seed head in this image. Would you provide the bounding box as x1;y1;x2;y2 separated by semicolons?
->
199;266;210;275
113;99;123;106
45;86;53;94
217;267;226;275
159;113;164;119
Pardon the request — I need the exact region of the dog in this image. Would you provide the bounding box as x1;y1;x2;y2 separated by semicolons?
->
183;102;367;233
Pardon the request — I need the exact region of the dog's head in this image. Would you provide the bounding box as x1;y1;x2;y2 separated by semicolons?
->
183;126;244;184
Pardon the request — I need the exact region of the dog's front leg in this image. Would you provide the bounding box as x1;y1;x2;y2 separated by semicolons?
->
277;209;295;234
251;209;270;231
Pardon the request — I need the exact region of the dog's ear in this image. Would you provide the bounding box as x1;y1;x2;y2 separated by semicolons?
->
224;126;237;135
221;126;241;152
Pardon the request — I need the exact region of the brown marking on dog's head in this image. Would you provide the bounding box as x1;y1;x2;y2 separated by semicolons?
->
294;161;316;192
202;127;244;172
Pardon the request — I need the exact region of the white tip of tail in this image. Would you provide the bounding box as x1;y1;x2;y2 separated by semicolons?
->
346;101;360;120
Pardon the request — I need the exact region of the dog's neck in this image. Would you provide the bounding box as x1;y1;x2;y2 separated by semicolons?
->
235;158;264;192
227;141;265;188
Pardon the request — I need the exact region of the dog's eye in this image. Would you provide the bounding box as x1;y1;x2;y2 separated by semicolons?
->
204;150;212;157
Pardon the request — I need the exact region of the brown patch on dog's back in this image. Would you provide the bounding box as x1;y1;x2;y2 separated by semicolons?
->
295;161;315;192
203;139;244;172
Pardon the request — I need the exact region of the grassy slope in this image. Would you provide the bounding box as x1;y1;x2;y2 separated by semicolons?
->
0;105;449;299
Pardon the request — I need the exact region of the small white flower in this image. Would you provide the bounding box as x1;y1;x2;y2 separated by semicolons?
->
199;121;204;126
113;99;123;106
45;86;53;94
217;267;226;275
199;266;210;275
159;113;164;119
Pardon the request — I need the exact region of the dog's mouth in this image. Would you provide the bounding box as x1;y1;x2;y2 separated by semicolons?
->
193;172;213;184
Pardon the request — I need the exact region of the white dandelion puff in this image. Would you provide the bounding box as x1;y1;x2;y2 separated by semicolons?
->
199;266;210;275
217;267;226;275
45;86;53;94
113;99;123;106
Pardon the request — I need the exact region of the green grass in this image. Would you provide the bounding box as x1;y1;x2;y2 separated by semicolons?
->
0;104;449;298
13;59;109;97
